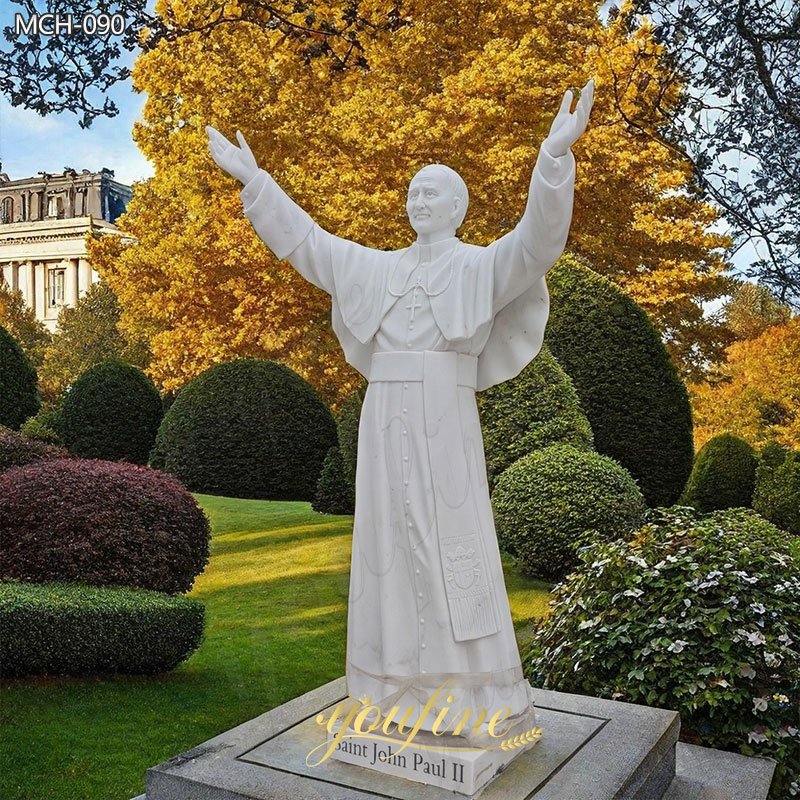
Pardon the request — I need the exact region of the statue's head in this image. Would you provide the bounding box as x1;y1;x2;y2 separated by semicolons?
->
406;164;469;238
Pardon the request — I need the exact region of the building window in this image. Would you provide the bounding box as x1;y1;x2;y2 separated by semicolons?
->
1;197;13;224
47;195;65;219
48;268;65;307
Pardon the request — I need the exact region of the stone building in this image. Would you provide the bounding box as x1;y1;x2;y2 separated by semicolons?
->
0;165;134;331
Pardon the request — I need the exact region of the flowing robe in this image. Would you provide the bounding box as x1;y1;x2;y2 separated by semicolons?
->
240;146;576;734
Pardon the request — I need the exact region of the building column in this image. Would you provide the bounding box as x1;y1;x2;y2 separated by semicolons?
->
78;257;93;297
1;261;18;291
66;258;79;307
24;260;35;310
34;262;46;320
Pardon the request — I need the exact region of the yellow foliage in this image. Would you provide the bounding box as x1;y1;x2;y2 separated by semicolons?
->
90;0;732;403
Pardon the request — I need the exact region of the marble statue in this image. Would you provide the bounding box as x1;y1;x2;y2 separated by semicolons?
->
206;80;593;743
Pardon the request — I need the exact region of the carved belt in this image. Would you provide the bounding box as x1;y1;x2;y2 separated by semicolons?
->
369;350;500;642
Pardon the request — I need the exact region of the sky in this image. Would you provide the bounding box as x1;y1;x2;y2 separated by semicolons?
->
0;3;759;280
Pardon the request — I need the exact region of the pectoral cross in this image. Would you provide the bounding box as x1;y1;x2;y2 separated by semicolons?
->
405;290;422;324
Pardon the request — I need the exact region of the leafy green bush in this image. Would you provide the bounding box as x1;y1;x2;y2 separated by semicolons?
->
753;446;800;535
681;433;758;512
337;381;367;490
0;425;69;475
59;357;163;464
477;345;593;488
545;255;694;506
0;581;205;677
0;458;210;594
150;359;337;500
312;446;355;514
492;443;646;581
19;404;64;444
0;323;40;430
525;506;799;800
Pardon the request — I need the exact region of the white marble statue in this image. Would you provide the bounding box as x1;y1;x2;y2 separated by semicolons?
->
206;80;593;741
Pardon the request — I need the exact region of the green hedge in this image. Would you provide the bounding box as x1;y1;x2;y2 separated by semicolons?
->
545;255;694;506
753;445;800;535
313;446;355;514
59;357;163;464
0;324;40;430
150;359;337;500
19;404;64;445
492;443;646;581
477;344;593;487
526;506;799;800
681;433;757;511
0;581;205;677
337;381;367;490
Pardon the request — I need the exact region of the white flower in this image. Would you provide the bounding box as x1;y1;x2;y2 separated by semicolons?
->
668;640;689;653
736;629;766;646
764;652;782;667
627;555;648;569
666;554;678;563
658;616;669;626
706;570;723;580
747;730;768;744
753;696;769;713
683;598;692;608
778;633;794;646
739;663;757;679
724;595;740;607
624;588;644;598
750;602;766;614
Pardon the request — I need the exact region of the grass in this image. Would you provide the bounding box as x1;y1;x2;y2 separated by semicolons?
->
0;494;551;800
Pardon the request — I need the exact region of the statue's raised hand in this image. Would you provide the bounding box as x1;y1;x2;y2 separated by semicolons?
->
206;126;259;185
544;79;594;158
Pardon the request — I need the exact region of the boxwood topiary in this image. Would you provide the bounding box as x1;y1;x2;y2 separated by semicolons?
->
59;357;163;464
681;432;758;512
545;255;694;507
0;580;205;677
492;443;646;581
753;446;799;536
477;345;593;488
313;446;355;514
0;323;40;430
0;458;210;594
0;425;69;475
525;506;799;800
150;358;337;500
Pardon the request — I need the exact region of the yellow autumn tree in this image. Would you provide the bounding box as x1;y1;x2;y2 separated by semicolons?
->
89;0;731;404
691;317;800;451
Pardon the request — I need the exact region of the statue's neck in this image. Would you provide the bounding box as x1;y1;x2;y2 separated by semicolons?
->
414;231;458;246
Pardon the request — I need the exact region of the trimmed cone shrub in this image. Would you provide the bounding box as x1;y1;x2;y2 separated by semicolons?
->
337;381;367;490
681;433;758;512
59;357;163;464
492;443;646;581
753;446;800;535
526;507;799;800
0;458;210;594
0;425;69;475
545;255;694;507
478;344;593;487
0;581;205;677
0;323;40;430
150;359;337;500
313;446;355;514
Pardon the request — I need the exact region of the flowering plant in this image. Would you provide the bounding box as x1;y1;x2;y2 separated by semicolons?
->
526;507;800;799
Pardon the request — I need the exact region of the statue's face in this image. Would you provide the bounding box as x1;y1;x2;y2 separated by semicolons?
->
406;171;460;236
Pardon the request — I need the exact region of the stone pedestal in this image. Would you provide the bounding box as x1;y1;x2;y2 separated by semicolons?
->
133;677;775;800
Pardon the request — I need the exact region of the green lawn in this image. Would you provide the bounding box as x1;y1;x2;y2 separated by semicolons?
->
0;495;551;800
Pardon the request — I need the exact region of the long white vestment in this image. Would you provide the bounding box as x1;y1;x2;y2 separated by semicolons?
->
240;147;576;733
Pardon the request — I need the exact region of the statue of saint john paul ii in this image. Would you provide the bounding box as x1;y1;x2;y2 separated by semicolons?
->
206;79;594;742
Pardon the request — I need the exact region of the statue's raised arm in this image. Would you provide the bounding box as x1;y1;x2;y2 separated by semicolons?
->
206;125;349;296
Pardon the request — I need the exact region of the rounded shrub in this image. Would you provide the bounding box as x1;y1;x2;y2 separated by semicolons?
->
0;581;205;677
477;344;593;487
0;425;69;475
19;404;64;445
0;323;40;430
681;433;758;512
313;446;355;514
0;458;210;594
337;381;367;490
753;446;799;536
59;357;163;464
545;255;694;506
525;506;799;799
150;359;337;500
492;443;646;581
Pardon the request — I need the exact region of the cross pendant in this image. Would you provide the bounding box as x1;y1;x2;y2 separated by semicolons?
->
405;290;422;323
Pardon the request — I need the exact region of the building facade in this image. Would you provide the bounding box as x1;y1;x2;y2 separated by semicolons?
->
0;166;133;331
